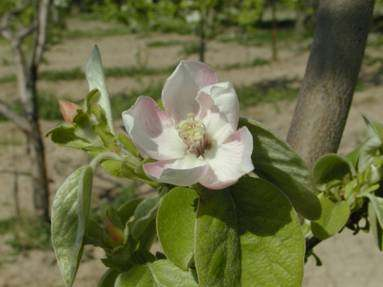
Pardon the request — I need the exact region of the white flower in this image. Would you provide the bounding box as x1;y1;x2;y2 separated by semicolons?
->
122;61;254;189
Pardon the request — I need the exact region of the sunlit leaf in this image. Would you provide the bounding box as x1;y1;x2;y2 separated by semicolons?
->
157;187;198;270
311;194;350;240
51;166;93;287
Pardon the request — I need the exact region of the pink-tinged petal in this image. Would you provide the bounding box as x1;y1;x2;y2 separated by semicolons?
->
122;96;186;160
59;100;79;123
200;127;254;190
144;154;208;186
197;82;239;129
200;109;234;145
162;60;218;122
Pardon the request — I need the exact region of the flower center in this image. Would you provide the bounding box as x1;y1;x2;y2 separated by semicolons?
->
177;113;210;157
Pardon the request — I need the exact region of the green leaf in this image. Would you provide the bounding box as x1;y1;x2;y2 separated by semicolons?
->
130;195;160;241
115;264;152;286
364;193;383;228
51;166;93;287
101;159;135;178
157;187;198;270
313;154;353;185
368;201;383;251
311;194;350;240
117;198;143;224
86;45;114;133
231;177;305;287
115;260;198;287
358;116;383;171
98;269;120;287
48;124;92;149
195;189;241;287
117;133;139;157
239;118;321;220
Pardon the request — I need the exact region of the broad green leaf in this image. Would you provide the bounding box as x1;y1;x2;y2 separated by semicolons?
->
368;201;383;251
115;260;198;287
157;187;198;270
240;118;321;220
85;45;114;133
51;166;93;287
130;195;160;240
98;269;120;287
195;190;241;287
313;154;353;185
311;194;350;240
364;193;383;228
231;177;305;287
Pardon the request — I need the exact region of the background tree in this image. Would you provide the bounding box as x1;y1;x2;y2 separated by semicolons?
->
287;0;375;166
0;0;52;222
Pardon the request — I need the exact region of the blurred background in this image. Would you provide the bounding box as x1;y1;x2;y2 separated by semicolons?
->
0;0;383;286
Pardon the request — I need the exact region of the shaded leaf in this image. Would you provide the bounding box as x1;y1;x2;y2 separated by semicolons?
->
313;154;353;185
240;118;320;220
368;201;383;251
130;195;160;241
231;177;305;287
98;269;120;287
115;260;198;287
364;193;383;228
195;189;240;287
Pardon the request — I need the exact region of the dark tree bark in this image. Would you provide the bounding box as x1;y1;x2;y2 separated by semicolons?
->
287;0;375;167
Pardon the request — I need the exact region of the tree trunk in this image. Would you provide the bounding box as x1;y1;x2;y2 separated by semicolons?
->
287;0;375;167
271;0;278;61
27;68;50;222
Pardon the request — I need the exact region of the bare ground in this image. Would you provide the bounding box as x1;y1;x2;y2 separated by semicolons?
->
1;18;383;286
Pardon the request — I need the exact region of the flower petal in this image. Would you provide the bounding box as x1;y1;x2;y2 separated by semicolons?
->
201;108;234;145
162;60;218;122
197;82;239;129
122;96;186;160
200;127;254;189
144;154;208;186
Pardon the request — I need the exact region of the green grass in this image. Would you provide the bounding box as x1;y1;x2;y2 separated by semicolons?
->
62;26;131;39
217;58;269;71
217;29;307;46
236;78;298;108
0;65;175;84
146;39;186;48
180;41;200;56
0;216;51;253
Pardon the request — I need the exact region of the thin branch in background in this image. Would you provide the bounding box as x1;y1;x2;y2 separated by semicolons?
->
0;99;31;135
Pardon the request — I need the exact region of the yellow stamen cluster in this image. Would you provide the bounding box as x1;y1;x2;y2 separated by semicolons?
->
177;113;209;156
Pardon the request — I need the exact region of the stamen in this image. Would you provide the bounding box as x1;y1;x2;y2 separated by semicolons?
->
177;113;210;156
